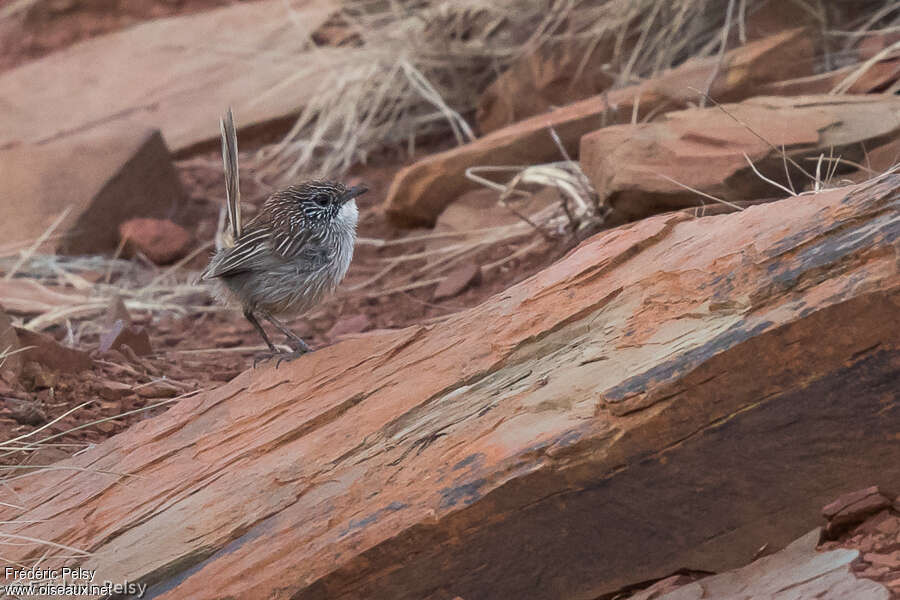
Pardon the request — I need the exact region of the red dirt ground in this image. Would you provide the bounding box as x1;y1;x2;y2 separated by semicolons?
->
0;0;572;466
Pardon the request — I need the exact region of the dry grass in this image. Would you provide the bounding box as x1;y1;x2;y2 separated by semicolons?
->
255;0;748;183
242;0;900;305
252;0;900;185
0;252;217;337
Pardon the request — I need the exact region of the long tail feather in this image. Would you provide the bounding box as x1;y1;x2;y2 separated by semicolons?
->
221;107;241;244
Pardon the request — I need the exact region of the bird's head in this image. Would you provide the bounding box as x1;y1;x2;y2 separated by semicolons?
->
282;181;368;229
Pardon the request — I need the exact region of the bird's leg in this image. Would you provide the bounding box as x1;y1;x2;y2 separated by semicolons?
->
244;310;276;351
243;310;279;367
261;312;310;357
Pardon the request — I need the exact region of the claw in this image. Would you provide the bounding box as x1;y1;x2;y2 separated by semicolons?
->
253;352;275;368
254;348;307;368
275;349;307;368
288;339;310;354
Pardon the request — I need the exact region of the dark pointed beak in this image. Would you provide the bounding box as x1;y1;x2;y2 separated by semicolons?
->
340;184;368;203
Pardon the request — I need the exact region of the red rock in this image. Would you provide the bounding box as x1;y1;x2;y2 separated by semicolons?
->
580;95;900;223
0;178;897;599
858;32;900;60
864;551;900;569
119;218;192;265
4;397;46;426
13;327;92;373
758;68;852;96
0;0;337;154
0;279;91;316
95;421;119;435
215;335;244;348
98;320;153;357
862;538;881;554
824;489;894;540
326;314;371;339
385;29;813;226
0;308;22;382
21;361;58;390
848;58;900;93
875;515;899;535
859;565;892;579
477;13;826;135
632;529;891;599
103;296;132;328
741;1;820;39
477;37;616;134
430;187;557;245
822;486;891;522
884;573;900;592
0;128;187;256
758;30;900;98
311;18;360;48
849;137;900;183
432;263;482;301
135;380;180;399
22;445;70;466
628;574;696;599
95;379;134;402
852;509;896;536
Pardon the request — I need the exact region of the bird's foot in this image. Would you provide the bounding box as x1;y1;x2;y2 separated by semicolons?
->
277;349;307;368
253;352;276;368
287;338;310;354
253;345;309;369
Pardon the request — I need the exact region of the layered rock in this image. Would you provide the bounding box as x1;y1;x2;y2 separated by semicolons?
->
0;177;897;599
385;29;813;226
580;95;900;222
476;4;824;135
0;0;336;154
0;279;91;316
629;530;890;600
0;128;185;255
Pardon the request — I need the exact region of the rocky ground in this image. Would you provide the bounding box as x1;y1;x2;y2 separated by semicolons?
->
0;0;572;468
0;1;897;598
0;144;571;461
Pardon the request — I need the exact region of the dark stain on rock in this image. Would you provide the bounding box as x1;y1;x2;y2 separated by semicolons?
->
439;479;486;509
142;518;275;599
341;501;410;538
769;213;896;291
453;453;484;471
604;320;774;404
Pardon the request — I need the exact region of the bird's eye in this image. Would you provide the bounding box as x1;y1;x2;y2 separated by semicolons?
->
312;193;330;207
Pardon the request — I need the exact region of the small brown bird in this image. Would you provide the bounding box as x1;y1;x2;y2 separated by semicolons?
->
201;108;367;363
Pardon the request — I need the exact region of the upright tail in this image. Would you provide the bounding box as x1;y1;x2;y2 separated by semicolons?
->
221;107;241;246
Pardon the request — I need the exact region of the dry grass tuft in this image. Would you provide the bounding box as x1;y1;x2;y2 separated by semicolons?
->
255;0;746;183
255;0;900;184
0;253;217;336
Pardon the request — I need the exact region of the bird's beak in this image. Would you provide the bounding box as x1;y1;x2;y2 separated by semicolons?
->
340;185;369;203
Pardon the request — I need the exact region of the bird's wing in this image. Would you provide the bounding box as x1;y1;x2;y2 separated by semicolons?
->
201;226;271;280
270;225;333;271
200;224;331;280
221;107;241;243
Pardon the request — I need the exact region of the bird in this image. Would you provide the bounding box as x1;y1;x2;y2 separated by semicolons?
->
201;108;367;364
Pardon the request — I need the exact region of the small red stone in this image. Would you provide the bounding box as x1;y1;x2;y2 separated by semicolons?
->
119;218;192;265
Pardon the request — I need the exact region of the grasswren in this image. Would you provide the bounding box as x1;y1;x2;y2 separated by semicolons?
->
201;108;367;363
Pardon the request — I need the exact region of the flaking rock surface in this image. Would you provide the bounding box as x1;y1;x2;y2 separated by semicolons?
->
0;177;897;599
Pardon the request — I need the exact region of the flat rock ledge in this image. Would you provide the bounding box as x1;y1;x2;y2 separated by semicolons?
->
1;176;898;599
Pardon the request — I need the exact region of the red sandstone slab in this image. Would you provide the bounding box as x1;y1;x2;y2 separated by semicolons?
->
0;177;897;599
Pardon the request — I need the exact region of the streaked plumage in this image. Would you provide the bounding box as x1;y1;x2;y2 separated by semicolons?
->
202;108;366;362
